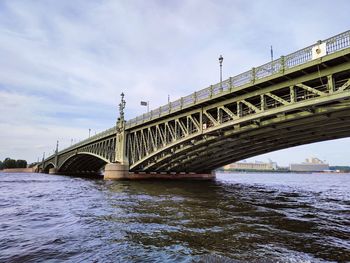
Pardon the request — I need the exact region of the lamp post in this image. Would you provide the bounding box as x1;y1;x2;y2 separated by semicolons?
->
89;128;91;138
219;55;223;91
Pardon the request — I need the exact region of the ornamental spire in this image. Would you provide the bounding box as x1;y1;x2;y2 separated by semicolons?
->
55;140;59;154
119;92;126;122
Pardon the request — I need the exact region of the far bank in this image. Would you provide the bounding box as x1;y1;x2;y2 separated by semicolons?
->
0;168;36;173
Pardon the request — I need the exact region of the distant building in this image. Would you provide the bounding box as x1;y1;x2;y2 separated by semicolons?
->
289;157;329;172
223;160;277;171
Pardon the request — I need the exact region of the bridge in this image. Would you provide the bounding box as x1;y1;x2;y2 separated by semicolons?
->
38;30;350;179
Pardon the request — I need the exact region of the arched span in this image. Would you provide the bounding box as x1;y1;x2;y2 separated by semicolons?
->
131;106;350;173
128;64;350;173
43;163;55;174
58;153;109;175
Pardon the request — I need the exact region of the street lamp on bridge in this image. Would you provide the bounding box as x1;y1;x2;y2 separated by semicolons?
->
219;55;223;91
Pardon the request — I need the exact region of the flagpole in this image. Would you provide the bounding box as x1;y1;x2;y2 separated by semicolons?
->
270;45;273;61
140;101;149;113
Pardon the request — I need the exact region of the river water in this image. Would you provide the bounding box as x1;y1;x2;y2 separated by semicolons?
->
0;172;349;263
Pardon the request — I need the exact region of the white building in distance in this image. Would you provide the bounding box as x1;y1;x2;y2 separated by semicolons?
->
223;160;277;171
289;157;329;172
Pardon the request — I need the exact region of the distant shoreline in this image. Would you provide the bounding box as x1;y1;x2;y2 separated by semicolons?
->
218;169;350;174
1;168;349;175
0;168;36;173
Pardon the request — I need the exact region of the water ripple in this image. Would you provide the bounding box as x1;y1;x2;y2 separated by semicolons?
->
0;172;349;262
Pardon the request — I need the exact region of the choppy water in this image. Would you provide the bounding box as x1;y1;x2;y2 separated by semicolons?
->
0;172;349;263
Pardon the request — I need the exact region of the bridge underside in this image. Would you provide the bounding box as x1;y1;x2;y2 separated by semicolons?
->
176;109;350;173
132;106;350;173
58;154;107;176
43;163;55;173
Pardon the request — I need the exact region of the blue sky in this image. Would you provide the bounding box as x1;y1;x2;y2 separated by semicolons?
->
0;0;349;165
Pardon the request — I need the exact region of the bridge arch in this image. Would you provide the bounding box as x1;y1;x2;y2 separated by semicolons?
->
130;104;350;173
58;152;109;175
180;110;350;172
43;162;55;173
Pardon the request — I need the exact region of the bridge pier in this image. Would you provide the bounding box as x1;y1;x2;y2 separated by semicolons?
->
48;168;58;174
104;163;130;180
104;163;215;180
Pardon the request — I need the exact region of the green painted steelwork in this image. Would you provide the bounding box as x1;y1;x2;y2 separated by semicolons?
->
38;30;350;174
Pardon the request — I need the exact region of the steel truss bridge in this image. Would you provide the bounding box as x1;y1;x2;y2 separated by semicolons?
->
39;31;350;175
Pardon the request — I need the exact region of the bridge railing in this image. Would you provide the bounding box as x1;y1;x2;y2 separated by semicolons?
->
125;30;350;129
326;31;350;54
54;126;117;156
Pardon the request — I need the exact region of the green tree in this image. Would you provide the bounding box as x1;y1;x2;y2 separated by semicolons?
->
16;160;27;168
3;158;16;169
0;161;3;170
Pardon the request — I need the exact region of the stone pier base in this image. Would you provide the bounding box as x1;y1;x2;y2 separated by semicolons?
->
48;168;58;174
104;163;130;180
104;164;215;180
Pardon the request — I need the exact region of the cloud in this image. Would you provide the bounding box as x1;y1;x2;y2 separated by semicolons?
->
0;0;349;165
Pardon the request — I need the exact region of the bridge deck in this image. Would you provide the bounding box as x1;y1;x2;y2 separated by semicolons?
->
126;30;350;129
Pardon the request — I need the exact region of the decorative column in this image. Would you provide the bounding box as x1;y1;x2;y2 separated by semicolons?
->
105;92;130;180
49;140;59;174
40;152;45;173
115;93;128;165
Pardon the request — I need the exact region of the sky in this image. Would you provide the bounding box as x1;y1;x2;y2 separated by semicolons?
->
0;0;349;166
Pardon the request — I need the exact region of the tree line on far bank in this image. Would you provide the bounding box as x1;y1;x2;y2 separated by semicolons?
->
0;158;27;170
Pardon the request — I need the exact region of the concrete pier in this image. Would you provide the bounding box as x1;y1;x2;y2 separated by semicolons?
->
104;163;215;180
104;163;130;180
49;168;58;174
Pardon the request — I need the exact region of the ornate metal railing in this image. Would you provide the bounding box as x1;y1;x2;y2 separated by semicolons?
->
56;126;116;156
125;30;350;128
